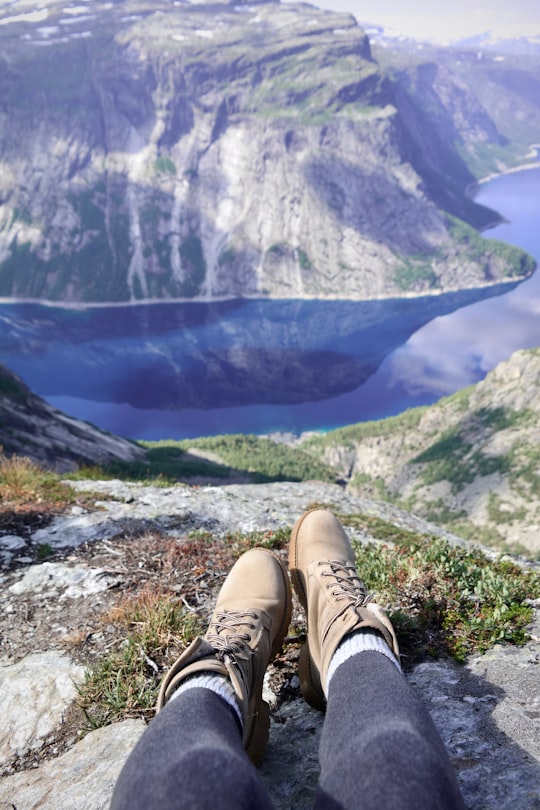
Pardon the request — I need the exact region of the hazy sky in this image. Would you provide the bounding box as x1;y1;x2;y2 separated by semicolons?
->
306;0;540;42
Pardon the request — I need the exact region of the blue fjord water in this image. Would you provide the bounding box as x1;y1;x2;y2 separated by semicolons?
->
0;164;539;440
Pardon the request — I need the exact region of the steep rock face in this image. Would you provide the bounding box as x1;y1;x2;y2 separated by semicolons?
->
387;60;507;227
0;0;533;304
303;348;540;557
0;365;145;471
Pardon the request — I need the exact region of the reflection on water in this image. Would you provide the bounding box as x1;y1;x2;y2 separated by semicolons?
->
377;165;540;407
0;285;513;428
0;166;538;440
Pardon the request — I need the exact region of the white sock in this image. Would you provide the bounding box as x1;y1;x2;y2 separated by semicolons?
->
325;630;401;697
169;673;243;727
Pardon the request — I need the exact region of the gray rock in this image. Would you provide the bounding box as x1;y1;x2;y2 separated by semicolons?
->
0;535;27;551
410;635;540;808
0;652;85;770
313;348;540;558
56;479;479;552
0;0;529;309
263;701;323;809
8;562;121;599
0;366;146;473
0;720;145;810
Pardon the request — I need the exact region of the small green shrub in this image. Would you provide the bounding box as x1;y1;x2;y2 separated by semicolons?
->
354;532;539;664
36;543;53;560
298;249;312;270
154;157;176;175
394;259;438;291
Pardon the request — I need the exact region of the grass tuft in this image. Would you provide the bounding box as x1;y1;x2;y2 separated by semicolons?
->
0;452;75;507
77;587;203;729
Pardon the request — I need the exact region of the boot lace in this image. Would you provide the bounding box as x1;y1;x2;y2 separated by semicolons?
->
207;610;258;659
319;560;370;614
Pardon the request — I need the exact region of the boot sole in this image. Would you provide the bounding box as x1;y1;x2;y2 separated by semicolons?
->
289;511;326;712
245;549;293;765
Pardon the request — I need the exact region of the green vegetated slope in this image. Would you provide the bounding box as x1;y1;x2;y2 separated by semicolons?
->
0;0;536;303
301;348;540;559
79;434;337;486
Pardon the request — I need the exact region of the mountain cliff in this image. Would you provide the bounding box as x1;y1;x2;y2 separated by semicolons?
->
0;0;534;304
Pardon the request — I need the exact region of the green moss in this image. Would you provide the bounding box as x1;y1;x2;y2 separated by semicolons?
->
147;435;337;484
154;157;177;176
487;492;526;525
437;385;474;412
298;249;312;270
354;534;539;663
394;258;438;291
350;472;395;501
421;500;468;525
304;407;427;452
507;441;540;498
179;236;206;296
476;406;533;431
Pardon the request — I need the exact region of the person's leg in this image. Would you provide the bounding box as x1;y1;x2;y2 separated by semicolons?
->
316;651;464;809
111;686;273;810
112;547;291;810
289;509;465;810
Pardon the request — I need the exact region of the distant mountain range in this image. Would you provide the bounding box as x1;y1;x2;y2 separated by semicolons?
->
365;26;540;56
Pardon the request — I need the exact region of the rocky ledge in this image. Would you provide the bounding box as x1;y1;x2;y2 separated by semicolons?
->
1;480;539;808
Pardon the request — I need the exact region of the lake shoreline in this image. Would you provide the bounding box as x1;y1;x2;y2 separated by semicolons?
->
0;276;529;311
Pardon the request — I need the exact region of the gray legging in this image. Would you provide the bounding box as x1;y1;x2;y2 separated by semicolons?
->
111;652;465;809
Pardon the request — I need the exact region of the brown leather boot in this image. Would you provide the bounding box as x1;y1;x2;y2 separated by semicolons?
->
290;509;399;711
156;547;291;765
